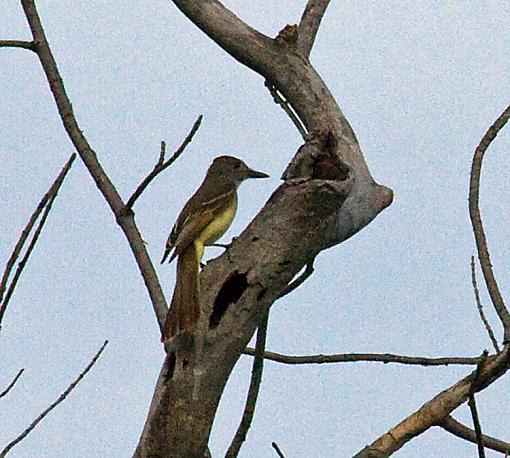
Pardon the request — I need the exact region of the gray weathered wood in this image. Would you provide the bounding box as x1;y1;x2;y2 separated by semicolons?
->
134;2;393;456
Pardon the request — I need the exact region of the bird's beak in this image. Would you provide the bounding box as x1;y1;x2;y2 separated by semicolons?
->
246;167;269;179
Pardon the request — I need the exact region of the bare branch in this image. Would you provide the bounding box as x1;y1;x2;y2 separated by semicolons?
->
298;0;331;58
272;442;286;458
20;0;168;335
468;356;488;458
158;141;166;165
440;416;510;455
469;103;510;342
0;369;25;399
352;347;510;457
277;260;314;299
135;2;391;454
171;1;274;79
0;154;76;328
126;115;203;209
265;81;307;140
135;177;354;456
170;0;393;243
0;341;108;458
468;393;486;458
226;311;269;457
0;40;35;51
471;256;500;353
242;348;482;366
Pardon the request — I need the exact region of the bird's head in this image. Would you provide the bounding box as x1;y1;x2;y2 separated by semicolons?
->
209;155;269;185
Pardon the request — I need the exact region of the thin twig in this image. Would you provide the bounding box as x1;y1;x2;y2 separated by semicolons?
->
0;340;108;458
21;0;168;334
298;0;331;58
226;311;269;457
440;415;510;455
271;442;286;458
471;256;500;353
0;154;75;302
468;393;486;458
0;199;57;317
469;103;510;342
468;354;488;458
242;348;483;366
265;81;307;140
0;369;25;399
0;154;76;328
126;115;203;209
0;40;35;51
278;260;315;299
158;141;166;165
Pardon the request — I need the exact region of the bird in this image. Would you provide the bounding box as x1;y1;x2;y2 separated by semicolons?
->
161;155;268;341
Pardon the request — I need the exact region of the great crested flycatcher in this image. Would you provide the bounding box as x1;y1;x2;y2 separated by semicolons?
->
161;155;268;341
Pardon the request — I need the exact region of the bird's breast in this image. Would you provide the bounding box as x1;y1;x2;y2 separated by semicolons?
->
198;196;238;247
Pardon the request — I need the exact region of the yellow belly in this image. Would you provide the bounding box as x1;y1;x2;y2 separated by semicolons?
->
194;196;237;262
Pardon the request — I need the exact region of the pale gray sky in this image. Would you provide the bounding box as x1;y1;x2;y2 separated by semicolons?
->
1;1;509;457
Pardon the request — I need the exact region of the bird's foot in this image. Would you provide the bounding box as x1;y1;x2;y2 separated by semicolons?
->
210;242;230;249
211;237;238;251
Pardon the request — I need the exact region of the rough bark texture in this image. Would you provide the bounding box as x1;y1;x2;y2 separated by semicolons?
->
135;178;353;457
12;1;510;457
134;1;393;456
297;0;331;59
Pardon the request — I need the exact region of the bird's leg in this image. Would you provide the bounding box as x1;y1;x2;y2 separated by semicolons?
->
200;252;221;268
210;236;238;251
210;243;230;249
201;238;238;268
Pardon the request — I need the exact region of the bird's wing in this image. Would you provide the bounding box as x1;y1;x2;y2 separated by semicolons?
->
161;187;235;263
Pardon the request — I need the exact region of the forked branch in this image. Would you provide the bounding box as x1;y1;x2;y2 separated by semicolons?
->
469;103;510;342
352;345;510;457
266;0;331;142
0;154;76;328
126;115;203;209
353;104;510;457
20;0;168;334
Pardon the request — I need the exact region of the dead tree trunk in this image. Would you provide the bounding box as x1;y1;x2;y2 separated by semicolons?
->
134;1;392;456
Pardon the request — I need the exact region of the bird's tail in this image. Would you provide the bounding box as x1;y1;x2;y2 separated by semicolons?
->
162;243;200;341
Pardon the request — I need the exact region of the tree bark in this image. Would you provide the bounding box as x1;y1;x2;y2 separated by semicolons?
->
134;2;392;456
